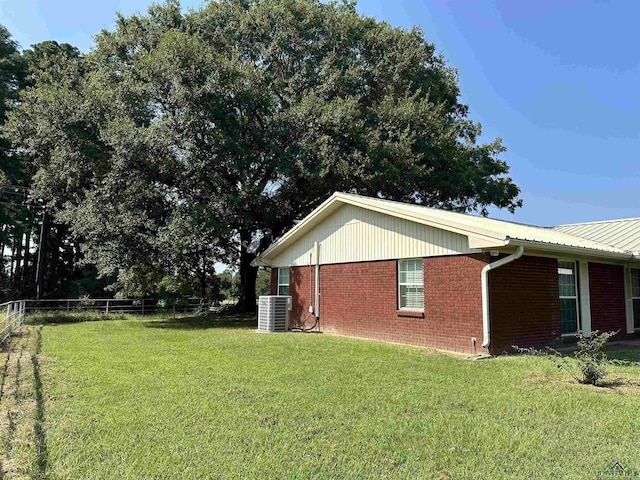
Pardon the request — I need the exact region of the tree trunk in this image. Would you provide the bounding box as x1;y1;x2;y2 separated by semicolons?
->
8;233;15;291
198;267;207;299
23;228;31;288
200;250;208;299
36;212;50;299
14;231;23;292
238;230;258;313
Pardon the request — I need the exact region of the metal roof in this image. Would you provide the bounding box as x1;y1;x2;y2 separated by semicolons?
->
553;218;640;253
257;192;634;264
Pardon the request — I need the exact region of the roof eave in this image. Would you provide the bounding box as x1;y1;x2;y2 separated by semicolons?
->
506;238;633;261
257;193;509;265
256;193;342;264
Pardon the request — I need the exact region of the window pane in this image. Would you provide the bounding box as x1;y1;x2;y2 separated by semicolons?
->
560;298;578;334
400;286;424;310
632;269;640;298
278;268;289;285
558;261;577;297
405;269;422;285
278;286;289;296
634;299;640;329
399;259;423;285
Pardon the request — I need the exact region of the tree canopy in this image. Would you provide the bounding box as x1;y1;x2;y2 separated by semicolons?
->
5;0;521;308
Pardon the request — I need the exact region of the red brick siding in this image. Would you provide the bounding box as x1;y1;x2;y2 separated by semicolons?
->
274;254;631;355
290;265;317;328
589;262;626;335
270;268;278;295
488;255;560;354
318;260;405;343
423;254;489;353
311;255;490;355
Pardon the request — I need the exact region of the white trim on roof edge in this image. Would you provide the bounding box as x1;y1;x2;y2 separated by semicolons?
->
254;192;637;266
505;239;633;261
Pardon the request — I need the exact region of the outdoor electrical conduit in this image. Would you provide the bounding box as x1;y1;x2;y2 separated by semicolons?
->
481;245;524;349
314;242;320;319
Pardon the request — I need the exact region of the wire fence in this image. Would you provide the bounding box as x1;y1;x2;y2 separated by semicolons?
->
0;300;26;343
24;298;204;316
0;298;205;345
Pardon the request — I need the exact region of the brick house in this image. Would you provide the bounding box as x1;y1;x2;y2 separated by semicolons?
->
254;192;640;355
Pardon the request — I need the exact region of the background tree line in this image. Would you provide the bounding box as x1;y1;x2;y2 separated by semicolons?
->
0;31;105;301
0;0;521;310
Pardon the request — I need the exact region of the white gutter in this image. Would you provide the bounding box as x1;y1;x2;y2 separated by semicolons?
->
481;245;524;349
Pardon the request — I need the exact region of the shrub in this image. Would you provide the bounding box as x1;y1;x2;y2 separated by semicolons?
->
515;330;620;386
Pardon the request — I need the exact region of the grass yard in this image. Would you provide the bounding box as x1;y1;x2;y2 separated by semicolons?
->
7;314;640;479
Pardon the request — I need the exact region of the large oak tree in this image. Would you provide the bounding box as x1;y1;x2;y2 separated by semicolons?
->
6;0;521;309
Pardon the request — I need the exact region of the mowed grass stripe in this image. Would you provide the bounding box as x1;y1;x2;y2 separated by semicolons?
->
38;315;640;479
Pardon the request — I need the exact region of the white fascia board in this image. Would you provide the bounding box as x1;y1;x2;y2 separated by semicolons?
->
258;192;634;267
258;192;507;265
250;257;272;267
468;236;509;249
257;193;342;263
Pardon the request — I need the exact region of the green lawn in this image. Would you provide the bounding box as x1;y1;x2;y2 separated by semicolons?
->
33;314;640;479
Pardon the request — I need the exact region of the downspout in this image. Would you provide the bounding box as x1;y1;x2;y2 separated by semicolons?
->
314;242;320;321
481;245;524;349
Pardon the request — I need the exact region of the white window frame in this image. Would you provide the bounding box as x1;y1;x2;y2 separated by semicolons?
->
630;268;640;331
277;268;290;296
558;259;580;336
397;258;424;311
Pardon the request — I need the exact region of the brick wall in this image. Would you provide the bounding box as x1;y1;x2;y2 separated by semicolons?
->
309;254;559;355
314;255;490;355
589;262;626;335
423;254;489;353
488;255;560;354
289;265;317;329
270;268;278;295
268;255;630;356
318;260;405;343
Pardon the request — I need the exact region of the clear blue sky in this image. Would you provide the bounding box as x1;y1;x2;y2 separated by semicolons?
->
1;0;639;226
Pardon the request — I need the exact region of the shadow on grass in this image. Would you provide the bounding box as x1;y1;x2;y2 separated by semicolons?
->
143;313;256;330
606;349;640;363
597;376;640;388
27;312;129;326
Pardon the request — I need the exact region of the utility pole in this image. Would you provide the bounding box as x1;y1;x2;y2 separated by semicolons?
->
35;211;49;300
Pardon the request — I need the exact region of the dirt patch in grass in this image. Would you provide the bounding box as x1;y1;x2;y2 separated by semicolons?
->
0;325;44;479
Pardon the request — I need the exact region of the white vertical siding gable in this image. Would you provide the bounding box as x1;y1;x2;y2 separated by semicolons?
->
271;204;476;266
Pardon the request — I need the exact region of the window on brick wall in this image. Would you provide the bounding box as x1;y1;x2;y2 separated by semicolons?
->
558;260;580;335
631;268;640;330
278;268;290;296
398;259;424;310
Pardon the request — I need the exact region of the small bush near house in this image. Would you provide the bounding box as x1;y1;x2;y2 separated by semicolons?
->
515;330;626;385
